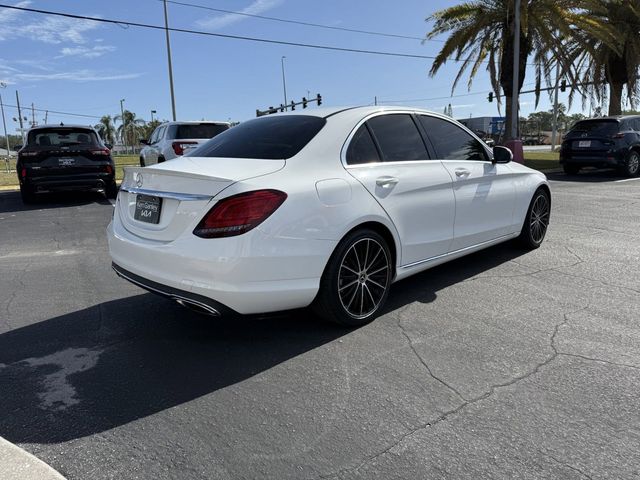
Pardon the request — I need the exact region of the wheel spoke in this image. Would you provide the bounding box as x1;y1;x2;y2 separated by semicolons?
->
363;283;376;306
365;248;381;272
368;264;388;276
339;279;359;291
367;278;386;290
340;264;359;275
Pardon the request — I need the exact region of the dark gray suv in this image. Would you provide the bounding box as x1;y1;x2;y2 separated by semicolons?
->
560;116;640;177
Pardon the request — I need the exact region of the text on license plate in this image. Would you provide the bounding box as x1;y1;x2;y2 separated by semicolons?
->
134;194;162;224
578;140;591;148
59;157;75;166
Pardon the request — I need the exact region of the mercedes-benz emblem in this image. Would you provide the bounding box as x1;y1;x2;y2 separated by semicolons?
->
135;173;143;188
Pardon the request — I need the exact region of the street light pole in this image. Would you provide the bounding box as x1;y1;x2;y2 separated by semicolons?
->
163;0;177;121
120;98;126;155
281;56;288;107
0;83;11;173
15;90;25;143
510;0;521;140
151;110;156;123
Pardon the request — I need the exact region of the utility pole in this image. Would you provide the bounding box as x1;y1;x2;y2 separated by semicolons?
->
281;56;288;107
44;110;48;124
151;109;156;122
15;90;25;143
0;84;10;173
510;0;521;140
374;96;377;106
31;103;36;127
120;98;126;155
163;0;177;121
551;62;561;151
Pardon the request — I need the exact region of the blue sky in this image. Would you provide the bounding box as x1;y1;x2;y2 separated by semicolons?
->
0;0;591;130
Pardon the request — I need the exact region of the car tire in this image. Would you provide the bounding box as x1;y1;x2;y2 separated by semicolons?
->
157;156;165;164
139;157;145;167
518;188;551;250
312;229;393;327
20;186;35;204
620;151;640;177
105;180;118;199
563;164;580;175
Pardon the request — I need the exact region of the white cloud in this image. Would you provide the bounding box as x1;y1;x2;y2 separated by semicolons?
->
14;69;143;82
57;45;116;59
0;2;101;44
196;0;283;30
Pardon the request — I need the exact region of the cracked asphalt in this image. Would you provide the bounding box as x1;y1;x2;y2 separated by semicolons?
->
0;171;639;480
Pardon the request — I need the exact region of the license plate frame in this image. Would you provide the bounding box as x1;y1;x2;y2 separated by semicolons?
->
578;140;591;148
134;194;162;224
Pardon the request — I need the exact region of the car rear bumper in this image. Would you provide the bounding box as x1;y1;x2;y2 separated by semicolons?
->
559;151;623;167
21;173;115;193
106;214;335;315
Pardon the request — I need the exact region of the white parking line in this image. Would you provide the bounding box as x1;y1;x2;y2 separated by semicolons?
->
615;177;640;183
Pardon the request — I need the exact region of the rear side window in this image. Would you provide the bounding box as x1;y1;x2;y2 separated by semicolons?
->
27;128;99;147
346;125;380;165
568;120;619;137
367;114;429;162
187;115;326;160
418;116;488;161
168;123;229;140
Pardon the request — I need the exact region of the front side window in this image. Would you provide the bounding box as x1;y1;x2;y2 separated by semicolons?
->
346;125;380;165
367;114;429;162
187;115;326;160
27;128;99;147
418;116;488;161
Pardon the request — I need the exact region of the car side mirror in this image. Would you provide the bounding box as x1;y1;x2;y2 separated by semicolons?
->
492;146;512;164
14;144;22;151
105;143;113;150
139;138;149;145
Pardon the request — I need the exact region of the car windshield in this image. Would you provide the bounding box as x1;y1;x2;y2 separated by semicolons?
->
27;128;99;147
567;120;619;137
169;123;229;139
186;115;326;159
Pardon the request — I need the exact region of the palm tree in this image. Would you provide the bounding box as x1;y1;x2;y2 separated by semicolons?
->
95;115;116;145
567;1;640;115
114;110;146;152
425;0;615;140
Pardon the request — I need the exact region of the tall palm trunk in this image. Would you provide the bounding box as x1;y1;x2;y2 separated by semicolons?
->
608;82;624;116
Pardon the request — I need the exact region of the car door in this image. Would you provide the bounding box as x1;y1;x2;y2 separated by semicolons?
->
418;115;516;251
344;113;455;266
148;126;166;165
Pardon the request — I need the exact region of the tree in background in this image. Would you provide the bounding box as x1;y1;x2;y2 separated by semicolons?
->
95;115;116;145
425;0;616;140
142;119;162;141
567;1;640;115
114;110;145;149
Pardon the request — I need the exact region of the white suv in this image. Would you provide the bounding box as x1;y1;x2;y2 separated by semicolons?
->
139;121;230;166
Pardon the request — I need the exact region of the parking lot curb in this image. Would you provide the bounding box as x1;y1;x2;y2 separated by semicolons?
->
0;436;66;480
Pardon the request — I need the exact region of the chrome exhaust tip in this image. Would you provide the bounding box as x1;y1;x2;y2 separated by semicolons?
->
173;297;220;316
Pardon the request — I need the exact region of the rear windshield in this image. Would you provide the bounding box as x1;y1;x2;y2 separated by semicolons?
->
27;128;99;147
187;115;326;159
567;120;619;137
168;123;229;140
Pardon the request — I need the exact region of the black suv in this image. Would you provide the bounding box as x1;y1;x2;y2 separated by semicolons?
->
560;116;640;177
16;125;117;203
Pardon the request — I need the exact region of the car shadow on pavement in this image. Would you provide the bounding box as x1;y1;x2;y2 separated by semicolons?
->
546;170;627;183
0;242;528;445
0;190;112;214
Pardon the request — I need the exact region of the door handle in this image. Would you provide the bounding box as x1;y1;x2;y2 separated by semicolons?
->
376;176;399;188
454;168;471;177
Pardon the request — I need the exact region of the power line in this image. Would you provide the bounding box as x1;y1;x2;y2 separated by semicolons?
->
0;101;101;120
0;4;490;64
161;0;440;43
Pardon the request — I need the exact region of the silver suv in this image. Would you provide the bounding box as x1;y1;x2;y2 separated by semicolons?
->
139;121;230;166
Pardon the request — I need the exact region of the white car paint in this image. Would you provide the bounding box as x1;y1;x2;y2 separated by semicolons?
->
108;106;549;318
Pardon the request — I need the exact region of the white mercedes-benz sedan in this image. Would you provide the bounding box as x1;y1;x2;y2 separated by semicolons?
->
108;106;550;326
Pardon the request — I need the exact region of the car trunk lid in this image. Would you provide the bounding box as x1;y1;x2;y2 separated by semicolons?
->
117;156;285;242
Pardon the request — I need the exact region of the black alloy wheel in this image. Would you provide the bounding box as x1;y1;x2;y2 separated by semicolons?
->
313;229;392;327
519;189;551;249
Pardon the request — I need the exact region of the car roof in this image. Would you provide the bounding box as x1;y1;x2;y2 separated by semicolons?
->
263;105;448;119
579;115;640;122
27;124;97;132
161;121;231;126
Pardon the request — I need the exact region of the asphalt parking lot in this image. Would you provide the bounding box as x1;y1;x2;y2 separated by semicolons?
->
1;171;639;480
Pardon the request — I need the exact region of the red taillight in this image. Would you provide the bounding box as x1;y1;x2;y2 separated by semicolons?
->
193;189;287;238
90;148;111;156
21;168;26;178
103;165;113;174
172;141;197;156
612;133;625;139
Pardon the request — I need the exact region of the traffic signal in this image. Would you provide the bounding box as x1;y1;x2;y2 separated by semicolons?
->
560;80;567;92
302;97;308;108
316;94;322;106
290;100;295;111
488;92;494;103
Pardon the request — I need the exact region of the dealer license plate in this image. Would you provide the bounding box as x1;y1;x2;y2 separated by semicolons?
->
58;157;75;166
134;194;162;224
578;140;591;148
